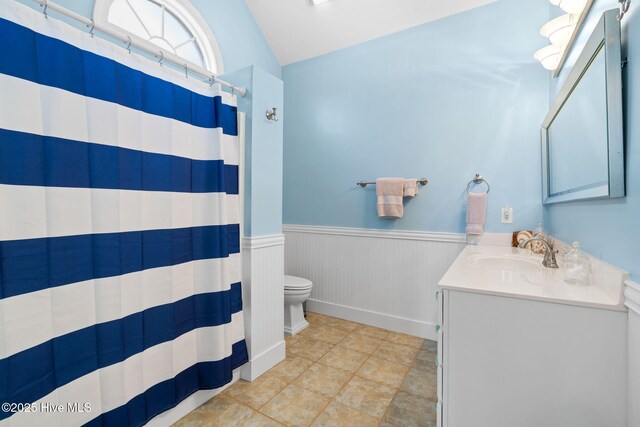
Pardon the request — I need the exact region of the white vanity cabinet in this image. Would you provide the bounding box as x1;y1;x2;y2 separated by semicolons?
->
437;245;629;427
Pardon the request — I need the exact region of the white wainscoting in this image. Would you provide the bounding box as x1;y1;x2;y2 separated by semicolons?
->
626;280;640;427
240;234;285;381
283;225;466;340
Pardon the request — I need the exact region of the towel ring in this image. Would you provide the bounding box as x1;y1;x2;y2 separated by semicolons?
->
466;174;490;193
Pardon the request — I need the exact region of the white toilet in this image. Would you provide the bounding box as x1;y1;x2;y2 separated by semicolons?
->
284;275;313;336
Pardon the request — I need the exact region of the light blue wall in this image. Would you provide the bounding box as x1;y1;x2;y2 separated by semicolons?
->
189;0;280;78
224;66;284;237
13;0;281;77
545;1;639;280
282;0;549;233
249;67;284;236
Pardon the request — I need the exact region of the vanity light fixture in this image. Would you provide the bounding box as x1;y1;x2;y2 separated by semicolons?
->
540;14;578;47
534;0;592;73
550;0;588;14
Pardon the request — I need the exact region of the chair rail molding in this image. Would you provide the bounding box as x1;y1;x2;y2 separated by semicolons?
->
283;224;466;243
242;234;285;249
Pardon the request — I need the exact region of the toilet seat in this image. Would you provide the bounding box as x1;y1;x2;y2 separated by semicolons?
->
284;275;312;291
284;288;312;297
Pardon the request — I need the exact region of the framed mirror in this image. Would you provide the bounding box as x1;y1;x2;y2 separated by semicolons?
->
541;9;624;204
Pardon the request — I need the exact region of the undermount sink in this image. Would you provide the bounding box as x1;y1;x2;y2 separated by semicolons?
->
467;253;542;272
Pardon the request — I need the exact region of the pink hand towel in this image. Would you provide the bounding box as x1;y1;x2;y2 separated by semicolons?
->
376;178;404;218
466;192;487;235
403;179;419;198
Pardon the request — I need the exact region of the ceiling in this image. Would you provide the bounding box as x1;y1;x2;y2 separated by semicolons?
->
245;0;498;65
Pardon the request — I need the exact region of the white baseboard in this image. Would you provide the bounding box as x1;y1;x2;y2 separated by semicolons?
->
240;339;286;382
148;369;240;427
307;299;436;341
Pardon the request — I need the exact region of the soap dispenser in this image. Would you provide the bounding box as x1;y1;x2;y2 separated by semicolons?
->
564;241;591;285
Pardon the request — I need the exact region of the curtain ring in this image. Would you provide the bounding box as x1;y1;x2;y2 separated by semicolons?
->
157;51;164;66
42;0;48;19
88;19;95;38
125;36;132;53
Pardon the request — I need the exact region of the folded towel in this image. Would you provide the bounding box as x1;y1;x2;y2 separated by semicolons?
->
403;179;419;198
466;192;487;235
376;178;404;218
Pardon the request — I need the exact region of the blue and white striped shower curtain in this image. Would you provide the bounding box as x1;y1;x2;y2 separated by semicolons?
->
0;2;247;426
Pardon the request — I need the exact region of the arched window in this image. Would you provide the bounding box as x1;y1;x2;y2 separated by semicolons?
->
94;0;223;73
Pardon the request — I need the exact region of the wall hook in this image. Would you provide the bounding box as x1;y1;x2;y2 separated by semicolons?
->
157;51;164;66
42;0;48;18
125;36;132;53
266;107;279;122
88;19;95;37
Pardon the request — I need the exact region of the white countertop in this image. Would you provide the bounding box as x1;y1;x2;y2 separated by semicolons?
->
438;245;628;311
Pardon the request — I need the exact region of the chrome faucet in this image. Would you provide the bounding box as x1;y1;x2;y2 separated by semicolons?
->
518;237;559;269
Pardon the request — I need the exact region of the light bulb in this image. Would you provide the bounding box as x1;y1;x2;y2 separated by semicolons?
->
534;45;562;71
550;0;588;14
540;14;577;47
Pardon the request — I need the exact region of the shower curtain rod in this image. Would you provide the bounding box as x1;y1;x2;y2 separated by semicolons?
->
28;0;247;96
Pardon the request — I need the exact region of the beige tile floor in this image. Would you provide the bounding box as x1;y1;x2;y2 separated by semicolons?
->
174;312;437;427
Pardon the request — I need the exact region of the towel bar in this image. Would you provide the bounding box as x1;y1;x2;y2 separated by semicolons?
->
357;178;428;188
